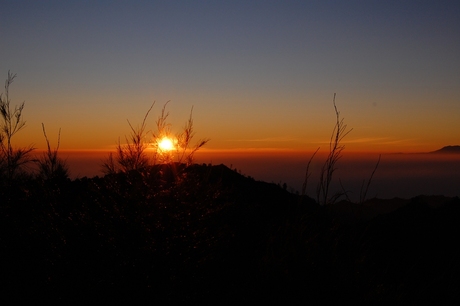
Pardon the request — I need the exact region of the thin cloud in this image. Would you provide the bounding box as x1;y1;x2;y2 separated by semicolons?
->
226;137;300;142
342;137;393;144
341;137;417;145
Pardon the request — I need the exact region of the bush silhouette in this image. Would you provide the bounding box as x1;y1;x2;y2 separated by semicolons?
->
0;71;34;182
102;102;209;175
36;123;69;181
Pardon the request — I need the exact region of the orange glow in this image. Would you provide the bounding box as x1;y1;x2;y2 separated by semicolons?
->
158;137;175;152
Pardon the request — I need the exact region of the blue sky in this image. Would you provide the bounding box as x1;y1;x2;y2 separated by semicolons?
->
1;0;459;151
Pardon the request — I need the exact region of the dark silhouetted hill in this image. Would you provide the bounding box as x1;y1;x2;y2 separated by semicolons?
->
1;163;460;304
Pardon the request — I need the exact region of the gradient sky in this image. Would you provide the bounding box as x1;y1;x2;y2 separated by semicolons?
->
1;0;459;153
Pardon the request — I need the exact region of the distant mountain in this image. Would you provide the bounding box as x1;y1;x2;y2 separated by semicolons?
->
429;145;460;154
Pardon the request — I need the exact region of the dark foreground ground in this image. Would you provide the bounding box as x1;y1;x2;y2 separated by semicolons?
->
1;164;459;304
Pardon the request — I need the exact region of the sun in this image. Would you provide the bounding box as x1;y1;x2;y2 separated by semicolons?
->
158;137;175;151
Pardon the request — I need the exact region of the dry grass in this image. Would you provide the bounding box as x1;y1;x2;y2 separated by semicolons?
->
0;71;34;182
36;123;69;180
315;94;353;205
103;102;209;175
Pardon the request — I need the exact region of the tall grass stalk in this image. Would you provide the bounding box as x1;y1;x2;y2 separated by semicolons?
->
359;154;381;203
316;94;352;205
301;147;320;199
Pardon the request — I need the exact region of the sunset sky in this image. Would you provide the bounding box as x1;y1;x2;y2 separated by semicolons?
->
1;0;459;153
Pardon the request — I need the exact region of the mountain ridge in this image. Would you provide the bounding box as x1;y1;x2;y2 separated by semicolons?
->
387;145;460;154
430;145;460;154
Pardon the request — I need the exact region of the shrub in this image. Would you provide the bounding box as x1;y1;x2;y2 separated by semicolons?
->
0;71;34;182
36;123;69;181
175;106;209;166
102;103;154;174
102;102;209;175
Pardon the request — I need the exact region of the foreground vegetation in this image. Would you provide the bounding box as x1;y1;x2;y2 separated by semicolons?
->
1;164;460;303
